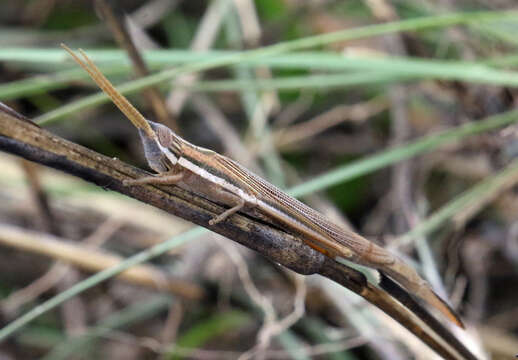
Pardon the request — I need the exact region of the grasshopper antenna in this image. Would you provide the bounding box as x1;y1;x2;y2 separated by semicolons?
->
61;43;156;140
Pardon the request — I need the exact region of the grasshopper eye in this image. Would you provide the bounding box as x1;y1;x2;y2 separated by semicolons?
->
157;126;173;148
147;120;181;163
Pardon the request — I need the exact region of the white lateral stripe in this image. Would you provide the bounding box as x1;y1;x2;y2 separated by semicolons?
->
178;157;256;203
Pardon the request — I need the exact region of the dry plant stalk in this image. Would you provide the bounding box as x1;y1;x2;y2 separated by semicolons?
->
0;92;474;360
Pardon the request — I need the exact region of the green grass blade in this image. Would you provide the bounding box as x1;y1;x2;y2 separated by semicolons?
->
4;53;518;101
289;109;518;197
0;64;127;101
395;158;518;248
33;10;518;125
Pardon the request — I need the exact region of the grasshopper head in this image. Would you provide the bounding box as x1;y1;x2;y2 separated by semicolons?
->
140;120;183;173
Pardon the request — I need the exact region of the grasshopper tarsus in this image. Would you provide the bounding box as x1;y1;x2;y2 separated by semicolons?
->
209;199;245;225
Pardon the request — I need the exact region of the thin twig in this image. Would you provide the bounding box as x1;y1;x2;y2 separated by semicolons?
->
1;218;122;315
1;263;69;316
95;0;178;132
159;300;183;359
0;217;124;315
0;223;203;300
273;96;388;150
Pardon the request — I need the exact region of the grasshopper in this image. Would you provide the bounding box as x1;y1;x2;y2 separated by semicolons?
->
62;44;462;328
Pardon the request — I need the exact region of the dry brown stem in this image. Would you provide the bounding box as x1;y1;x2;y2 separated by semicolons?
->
0;110;475;359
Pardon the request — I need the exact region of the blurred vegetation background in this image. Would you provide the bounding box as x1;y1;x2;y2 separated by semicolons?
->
0;0;518;359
